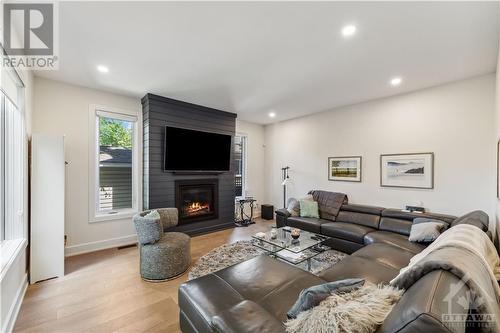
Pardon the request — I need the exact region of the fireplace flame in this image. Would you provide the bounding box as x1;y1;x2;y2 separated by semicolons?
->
185;201;210;215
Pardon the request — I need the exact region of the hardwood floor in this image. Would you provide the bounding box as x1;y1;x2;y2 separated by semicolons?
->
14;219;274;333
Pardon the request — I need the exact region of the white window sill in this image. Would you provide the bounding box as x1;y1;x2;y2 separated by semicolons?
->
89;209;137;223
0;238;28;281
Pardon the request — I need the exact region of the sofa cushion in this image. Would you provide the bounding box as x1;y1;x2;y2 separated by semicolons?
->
287;217;330;233
336;211;381;229
214;255;326;321
211;300;286;333
321;222;376;244
178;273;246;333
363;231;426;254
353;243;415;271
179;255;326;330
319;256;399;285
323;237;364;254
378;217;413;236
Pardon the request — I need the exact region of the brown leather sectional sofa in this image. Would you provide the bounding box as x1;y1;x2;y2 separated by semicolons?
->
178;198;493;333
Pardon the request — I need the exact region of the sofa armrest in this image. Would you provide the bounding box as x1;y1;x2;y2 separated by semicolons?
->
211;300;285;333
275;208;290;228
275;208;291;218
451;210;489;234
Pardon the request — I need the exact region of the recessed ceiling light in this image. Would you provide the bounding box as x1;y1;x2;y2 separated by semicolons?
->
341;25;357;37
97;65;109;73
390;77;402;86
268;112;276;118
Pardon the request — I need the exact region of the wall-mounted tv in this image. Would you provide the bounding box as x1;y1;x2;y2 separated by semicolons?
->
164;126;232;172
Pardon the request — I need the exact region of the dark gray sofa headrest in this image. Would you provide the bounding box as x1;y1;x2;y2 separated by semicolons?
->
451;210;489;232
381;209;456;225
340;204;384;216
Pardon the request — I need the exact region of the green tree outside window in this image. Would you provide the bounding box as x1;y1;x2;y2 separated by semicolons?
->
99;117;132;148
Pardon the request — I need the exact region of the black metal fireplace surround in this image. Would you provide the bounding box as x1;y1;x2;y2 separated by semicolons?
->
175;179;218;224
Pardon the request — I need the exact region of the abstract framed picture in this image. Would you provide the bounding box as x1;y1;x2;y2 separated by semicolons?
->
380;152;434;189
328;156;362;182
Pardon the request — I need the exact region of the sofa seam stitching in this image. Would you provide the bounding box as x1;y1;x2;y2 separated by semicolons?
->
212;273;245;301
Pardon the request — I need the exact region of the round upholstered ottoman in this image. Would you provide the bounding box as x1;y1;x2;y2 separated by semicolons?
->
140;232;191;281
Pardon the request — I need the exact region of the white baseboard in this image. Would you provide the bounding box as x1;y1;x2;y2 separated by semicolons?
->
65;234;137;257
2;273;27;333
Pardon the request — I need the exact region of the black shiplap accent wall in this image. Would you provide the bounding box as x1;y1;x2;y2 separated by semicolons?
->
141;94;237;235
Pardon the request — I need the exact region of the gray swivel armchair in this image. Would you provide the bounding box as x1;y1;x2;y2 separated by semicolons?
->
133;208;191;281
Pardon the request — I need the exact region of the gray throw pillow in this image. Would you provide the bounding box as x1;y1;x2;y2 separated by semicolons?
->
286;198;300;217
409;218;447;243
413;217;448;230
287;278;365;319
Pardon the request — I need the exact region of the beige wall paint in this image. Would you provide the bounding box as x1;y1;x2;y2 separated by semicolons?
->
33;77;142;254
236;120;266;215
265;74;496;218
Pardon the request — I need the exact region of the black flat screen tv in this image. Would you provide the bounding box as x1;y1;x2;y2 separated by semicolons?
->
164;126;232;172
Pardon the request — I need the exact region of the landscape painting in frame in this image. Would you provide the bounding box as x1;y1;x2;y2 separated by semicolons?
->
380;153;434;189
328;156;362;182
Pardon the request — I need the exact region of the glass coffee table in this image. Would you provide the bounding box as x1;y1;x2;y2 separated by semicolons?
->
251;227;331;271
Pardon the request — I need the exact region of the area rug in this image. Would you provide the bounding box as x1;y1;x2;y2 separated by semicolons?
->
188;240;347;280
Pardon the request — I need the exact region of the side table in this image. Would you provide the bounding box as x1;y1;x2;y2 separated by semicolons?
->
235;198;256;227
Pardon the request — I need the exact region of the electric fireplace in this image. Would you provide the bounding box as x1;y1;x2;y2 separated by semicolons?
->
175;179;218;224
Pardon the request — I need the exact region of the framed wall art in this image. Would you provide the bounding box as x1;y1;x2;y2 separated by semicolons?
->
328;156;362;182
380;152;434;189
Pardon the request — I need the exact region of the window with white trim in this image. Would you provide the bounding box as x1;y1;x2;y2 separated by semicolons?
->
90;106;139;222
234;135;247;198
0;49;26;245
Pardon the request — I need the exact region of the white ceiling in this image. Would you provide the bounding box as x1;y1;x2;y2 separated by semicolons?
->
35;2;500;124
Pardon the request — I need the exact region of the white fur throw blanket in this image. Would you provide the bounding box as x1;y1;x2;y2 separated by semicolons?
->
284;284;403;333
391;224;500;332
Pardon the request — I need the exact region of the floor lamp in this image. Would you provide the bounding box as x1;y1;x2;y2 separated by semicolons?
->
281;166;290;208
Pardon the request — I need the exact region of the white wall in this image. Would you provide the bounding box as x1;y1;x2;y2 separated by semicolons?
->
33;77;142;256
236;120;266;215
265;74;496;219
